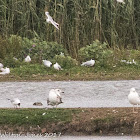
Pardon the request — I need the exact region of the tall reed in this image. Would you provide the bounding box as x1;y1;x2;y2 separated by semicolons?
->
0;0;139;58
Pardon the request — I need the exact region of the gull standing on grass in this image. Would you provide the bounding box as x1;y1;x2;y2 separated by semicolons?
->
53;62;63;70
7;98;21;108
42;60;52;67
116;0;125;4
25;55;31;63
81;59;95;67
128;88;140;113
0;67;10;75
45;11;59;30
47;89;64;108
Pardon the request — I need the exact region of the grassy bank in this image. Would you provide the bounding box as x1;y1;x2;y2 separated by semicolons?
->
1;36;140;81
0;63;140;81
0;108;140;135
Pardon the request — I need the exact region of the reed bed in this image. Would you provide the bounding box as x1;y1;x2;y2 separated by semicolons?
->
0;0;139;58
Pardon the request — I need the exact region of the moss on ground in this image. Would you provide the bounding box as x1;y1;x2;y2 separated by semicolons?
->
0;108;80;125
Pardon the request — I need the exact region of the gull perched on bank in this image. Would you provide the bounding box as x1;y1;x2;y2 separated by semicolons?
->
45;11;59;30
42;60;52;67
25;55;31;62
47;89;64;107
0;67;10;75
116;0;125;4
0;63;3;69
7;98;21;108
81;59;95;67
53;62;63;70
128;88;140;113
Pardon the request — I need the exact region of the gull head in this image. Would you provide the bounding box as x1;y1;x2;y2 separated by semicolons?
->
55;89;64;93
45;11;49;15
18;103;20;107
130;88;136;93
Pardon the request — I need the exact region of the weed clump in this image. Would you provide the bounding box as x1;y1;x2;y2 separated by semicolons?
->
78;40;113;68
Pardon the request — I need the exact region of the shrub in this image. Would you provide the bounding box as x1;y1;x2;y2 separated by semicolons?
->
3;55;21;68
0;36;10;59
8;35;22;57
53;55;78;69
78;40;113;67
17;37;66;63
0;35;22;67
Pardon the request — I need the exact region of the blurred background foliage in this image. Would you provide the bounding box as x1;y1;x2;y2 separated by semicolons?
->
0;0;140;70
0;0;139;59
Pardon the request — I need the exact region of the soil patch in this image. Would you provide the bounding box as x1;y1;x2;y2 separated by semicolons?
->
0;108;140;136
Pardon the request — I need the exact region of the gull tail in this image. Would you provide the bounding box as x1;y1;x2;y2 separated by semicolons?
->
81;63;85;66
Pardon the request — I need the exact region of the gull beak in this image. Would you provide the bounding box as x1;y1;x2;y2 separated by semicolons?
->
18;103;20;107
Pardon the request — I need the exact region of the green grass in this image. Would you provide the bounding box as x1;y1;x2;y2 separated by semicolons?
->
0;108;80;126
1;47;140;81
2;62;140;81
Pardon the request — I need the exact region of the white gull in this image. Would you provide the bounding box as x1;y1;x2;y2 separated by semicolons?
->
45;11;59;30
81;59;95;67
25;55;31;62
0;63;3;69
42;60;52;67
7;98;21;108
128;88;140;113
116;0;125;4
0;67;10;75
53;62;63;70
47;89;64;107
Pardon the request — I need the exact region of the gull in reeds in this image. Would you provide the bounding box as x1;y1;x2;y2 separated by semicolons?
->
25;55;31;63
7;98;21;108
47;89;64;108
0;63;3;69
45;11;59;30
116;0;125;4
42;112;46;116
42;60;52;67
128;88;140;113
60;52;64;57
81;59;95;67
53;62;63;70
13;57;18;61
0;67;10;75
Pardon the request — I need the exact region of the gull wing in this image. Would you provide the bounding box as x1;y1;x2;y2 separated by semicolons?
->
45;12;53;20
56;94;63;103
50;20;59;30
52;20;59;26
45;12;59;30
